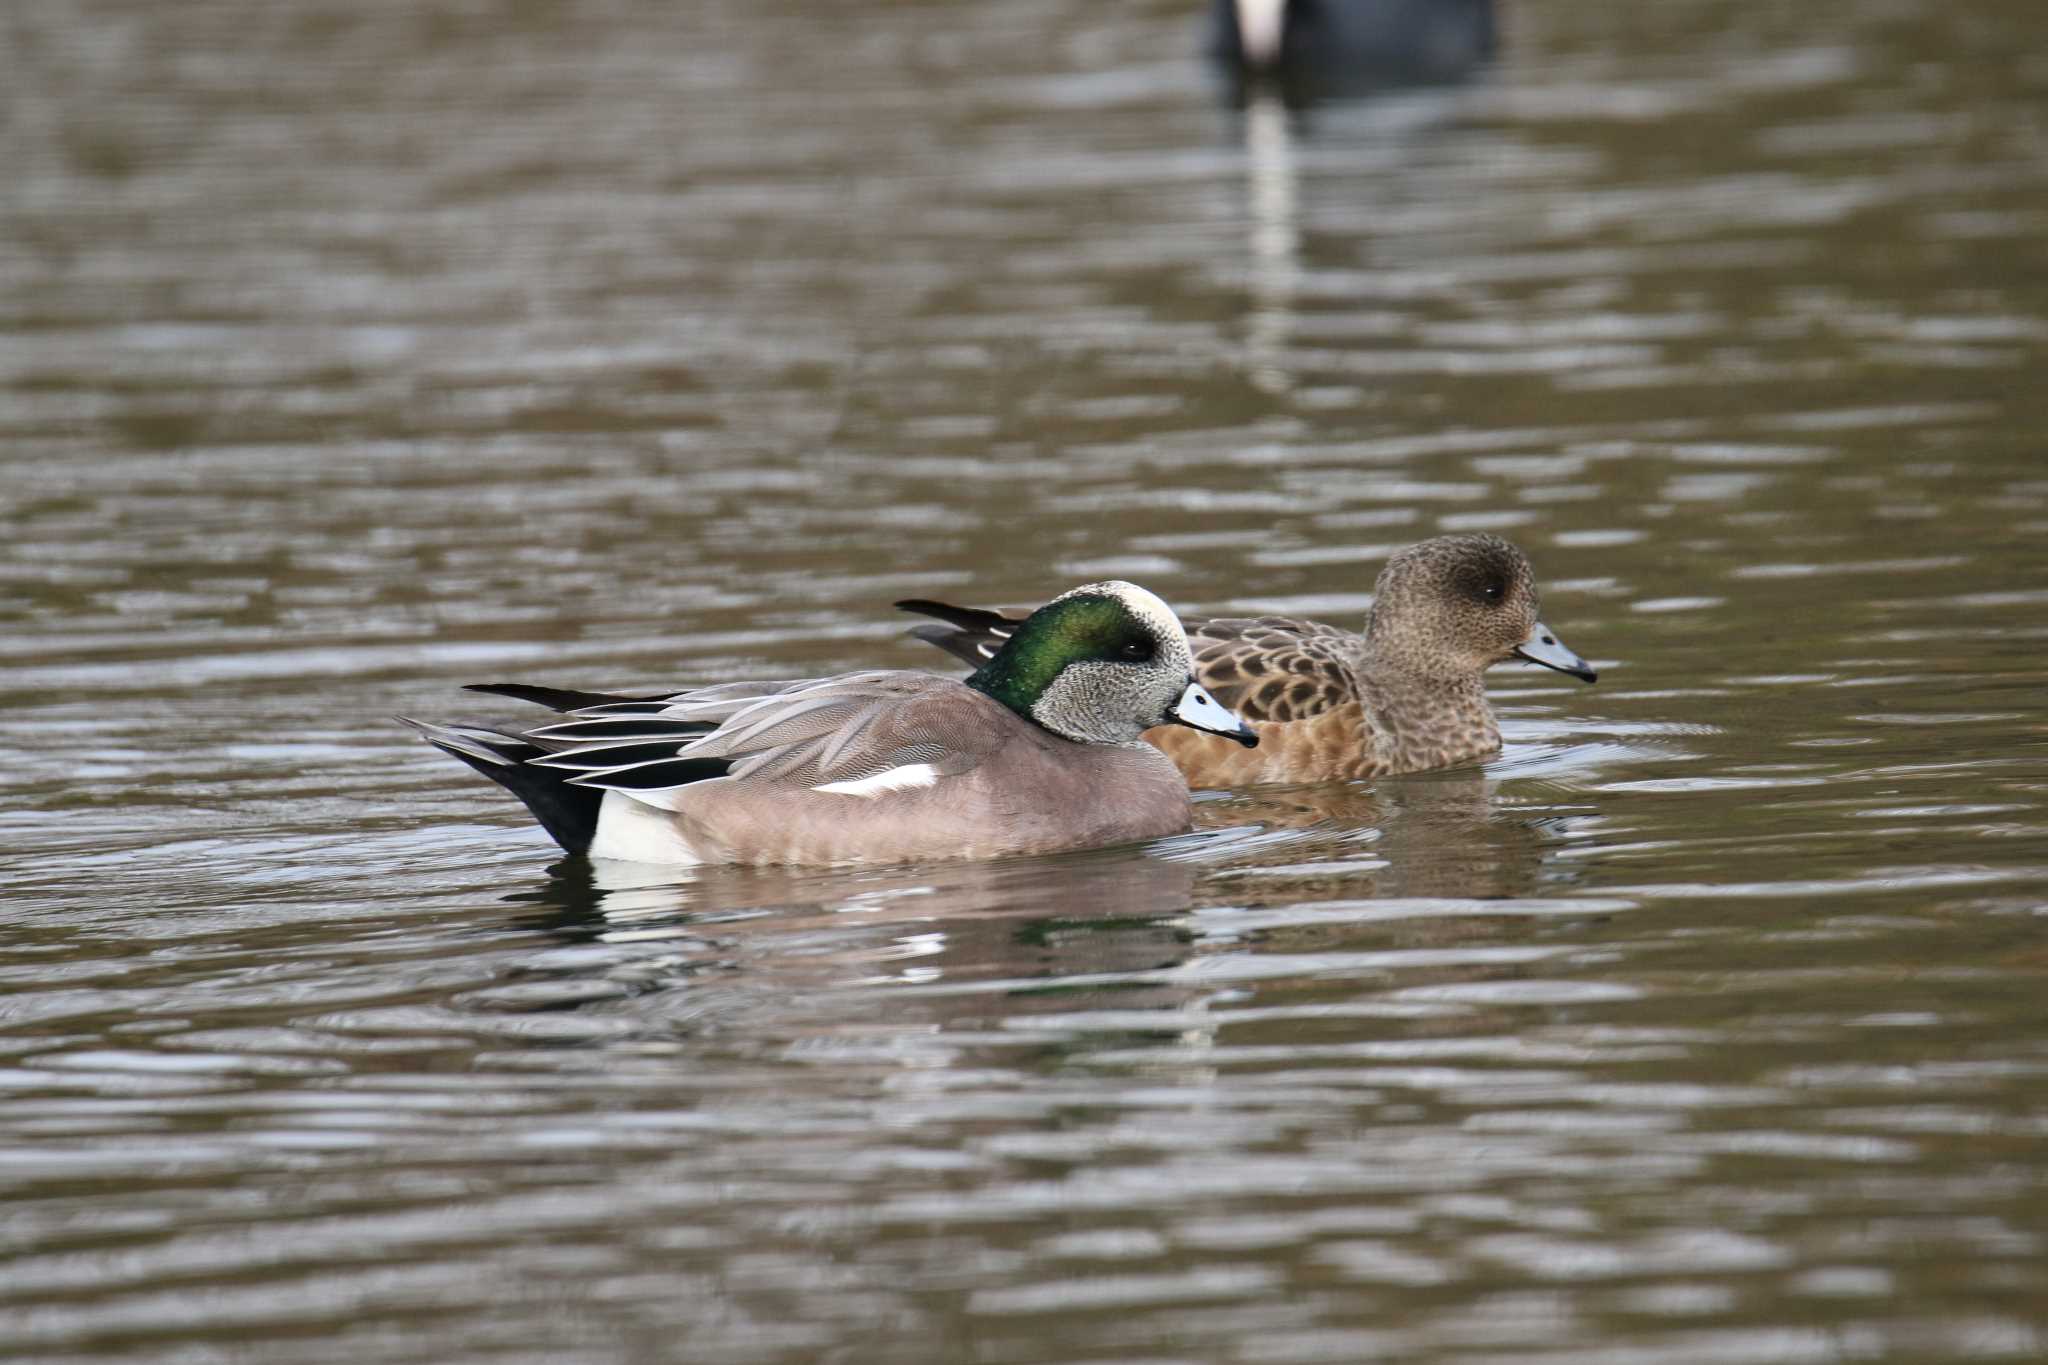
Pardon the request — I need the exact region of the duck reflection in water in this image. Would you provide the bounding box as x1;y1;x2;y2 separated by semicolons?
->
500;848;1208;1040
1197;767;1569;902
492;764;1583;1046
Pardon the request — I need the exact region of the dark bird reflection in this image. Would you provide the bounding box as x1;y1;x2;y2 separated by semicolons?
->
1220;0;1496;391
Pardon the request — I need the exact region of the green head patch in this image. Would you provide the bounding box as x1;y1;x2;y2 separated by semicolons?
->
966;592;1162;718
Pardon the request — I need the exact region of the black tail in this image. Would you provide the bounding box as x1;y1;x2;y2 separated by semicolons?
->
399;718;604;855
894;599;1026;668
464;682;677;712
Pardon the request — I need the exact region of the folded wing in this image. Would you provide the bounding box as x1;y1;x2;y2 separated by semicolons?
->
523;671;991;805
1180;617;1358;724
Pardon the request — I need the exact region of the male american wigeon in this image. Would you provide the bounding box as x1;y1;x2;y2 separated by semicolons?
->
403;581;1256;865
899;534;1595;788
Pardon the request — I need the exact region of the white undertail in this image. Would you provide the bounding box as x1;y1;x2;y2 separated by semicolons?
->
588;790;703;864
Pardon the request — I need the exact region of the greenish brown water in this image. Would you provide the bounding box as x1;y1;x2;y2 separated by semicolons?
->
4;0;2047;1361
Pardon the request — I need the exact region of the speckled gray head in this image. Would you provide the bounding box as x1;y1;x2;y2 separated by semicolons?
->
967;581;1260;747
1368;534;1596;684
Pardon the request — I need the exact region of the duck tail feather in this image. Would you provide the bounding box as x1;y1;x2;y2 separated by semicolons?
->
905;622;1003;669
463;683;677;712
398;716;603;856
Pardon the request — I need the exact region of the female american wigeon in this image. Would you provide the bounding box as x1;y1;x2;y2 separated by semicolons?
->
403;581;1256;865
899;534;1595;788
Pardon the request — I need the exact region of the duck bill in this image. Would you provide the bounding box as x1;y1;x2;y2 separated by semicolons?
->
1168;680;1259;747
1514;621;1598;683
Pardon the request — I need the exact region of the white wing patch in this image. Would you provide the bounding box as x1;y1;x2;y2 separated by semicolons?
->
812;763;941;798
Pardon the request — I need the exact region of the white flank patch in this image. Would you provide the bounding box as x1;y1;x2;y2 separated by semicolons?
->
812;763;941;798
588;790;703;865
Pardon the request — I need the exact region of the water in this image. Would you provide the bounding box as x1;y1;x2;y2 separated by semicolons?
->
4;0;2047;1360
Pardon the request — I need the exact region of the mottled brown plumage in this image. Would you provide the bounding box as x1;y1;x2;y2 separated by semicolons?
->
900;534;1597;788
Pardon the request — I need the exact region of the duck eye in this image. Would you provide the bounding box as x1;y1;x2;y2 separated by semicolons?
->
1120;638;1154;661
1480;582;1504;604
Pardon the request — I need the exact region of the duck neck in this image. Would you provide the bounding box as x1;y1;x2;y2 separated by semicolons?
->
966;654;1047;726
966;629;1079;736
1353;641;1500;771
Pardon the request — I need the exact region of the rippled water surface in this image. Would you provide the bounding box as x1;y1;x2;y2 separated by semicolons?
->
5;0;2048;1360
